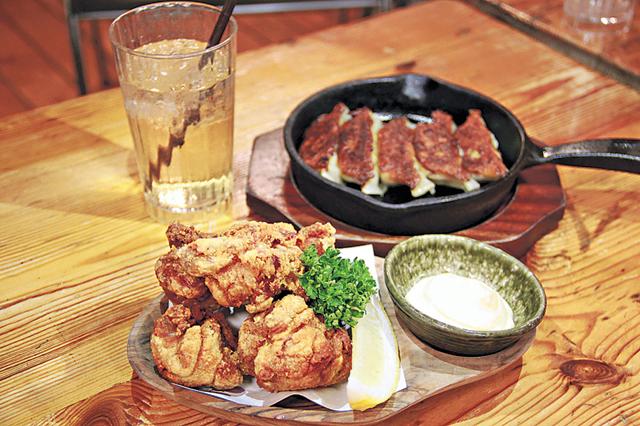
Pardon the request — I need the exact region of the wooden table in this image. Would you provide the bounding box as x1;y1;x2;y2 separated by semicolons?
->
469;0;640;89
2;1;640;424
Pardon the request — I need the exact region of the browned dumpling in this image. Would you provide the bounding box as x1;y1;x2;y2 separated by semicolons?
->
337;107;386;195
455;109;508;181
378;117;434;197
413;110;480;192
299;103;351;183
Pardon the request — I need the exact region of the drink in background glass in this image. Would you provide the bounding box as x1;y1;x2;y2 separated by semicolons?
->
564;0;636;32
109;2;237;225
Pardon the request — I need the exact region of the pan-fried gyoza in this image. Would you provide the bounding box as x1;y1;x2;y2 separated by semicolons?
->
413;111;480;192
456;109;508;181
299;103;351;184
299;106;508;197
378;117;435;197
337;107;386;195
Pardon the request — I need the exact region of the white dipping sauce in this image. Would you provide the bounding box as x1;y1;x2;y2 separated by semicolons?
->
406;273;515;331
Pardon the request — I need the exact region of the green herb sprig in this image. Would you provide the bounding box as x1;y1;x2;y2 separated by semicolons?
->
299;246;377;329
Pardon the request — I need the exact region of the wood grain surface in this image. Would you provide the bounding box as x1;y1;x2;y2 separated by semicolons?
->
1;1;640;425
469;0;640;89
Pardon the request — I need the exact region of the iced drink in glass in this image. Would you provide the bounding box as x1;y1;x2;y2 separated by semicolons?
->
110;2;236;224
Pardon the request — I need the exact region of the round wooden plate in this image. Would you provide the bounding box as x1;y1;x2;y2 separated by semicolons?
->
128;258;535;425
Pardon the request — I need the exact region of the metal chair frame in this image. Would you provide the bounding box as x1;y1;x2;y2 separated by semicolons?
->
65;0;393;94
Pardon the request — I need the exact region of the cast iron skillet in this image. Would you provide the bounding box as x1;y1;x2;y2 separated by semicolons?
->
283;74;640;235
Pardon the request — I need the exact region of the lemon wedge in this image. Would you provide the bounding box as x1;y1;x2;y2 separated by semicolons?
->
347;295;400;411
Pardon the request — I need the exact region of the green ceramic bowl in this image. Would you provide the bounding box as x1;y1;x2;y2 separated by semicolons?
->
384;235;546;356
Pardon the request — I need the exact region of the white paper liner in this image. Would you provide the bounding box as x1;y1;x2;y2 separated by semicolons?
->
174;245;406;411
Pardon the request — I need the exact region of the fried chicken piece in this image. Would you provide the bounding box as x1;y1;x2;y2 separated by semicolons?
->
155;251;220;321
177;236;305;313
163;222;299;313
222;221;298;248
151;304;242;389
237;295;352;392
166;222;213;249
156;251;208;300
166;221;299;249
210;310;238;351
295;222;336;255
172;222;336;313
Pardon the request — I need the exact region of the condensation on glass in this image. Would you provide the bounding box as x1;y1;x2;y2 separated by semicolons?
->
110;2;237;225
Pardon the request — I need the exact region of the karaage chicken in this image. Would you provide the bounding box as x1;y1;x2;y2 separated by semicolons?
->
237;294;352;392
295;222;336;254
151;221;349;393
221;221;299;247
167;221;335;253
166;221;299;249
166;222;212;249
155;251;219;321
171;221;336;313
151;304;242;389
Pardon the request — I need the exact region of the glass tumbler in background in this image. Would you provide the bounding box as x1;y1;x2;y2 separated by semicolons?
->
564;0;636;32
109;2;236;225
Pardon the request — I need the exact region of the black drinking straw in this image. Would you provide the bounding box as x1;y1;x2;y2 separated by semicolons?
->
199;0;237;68
151;0;237;180
207;0;237;47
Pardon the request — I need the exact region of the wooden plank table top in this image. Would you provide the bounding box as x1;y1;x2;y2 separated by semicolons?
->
469;0;640;89
1;1;639;424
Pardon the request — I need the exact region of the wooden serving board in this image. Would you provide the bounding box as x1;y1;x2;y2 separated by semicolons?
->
128;258;535;425
246;129;566;258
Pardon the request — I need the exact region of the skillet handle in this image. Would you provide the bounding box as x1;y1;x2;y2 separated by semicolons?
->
525;138;640;173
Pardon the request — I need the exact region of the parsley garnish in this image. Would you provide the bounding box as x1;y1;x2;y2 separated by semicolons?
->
299;246;377;329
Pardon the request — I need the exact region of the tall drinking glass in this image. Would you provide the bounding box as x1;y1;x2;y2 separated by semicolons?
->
109;2;236;225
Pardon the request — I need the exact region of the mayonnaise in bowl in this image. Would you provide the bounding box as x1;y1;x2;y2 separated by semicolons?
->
406;273;514;331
